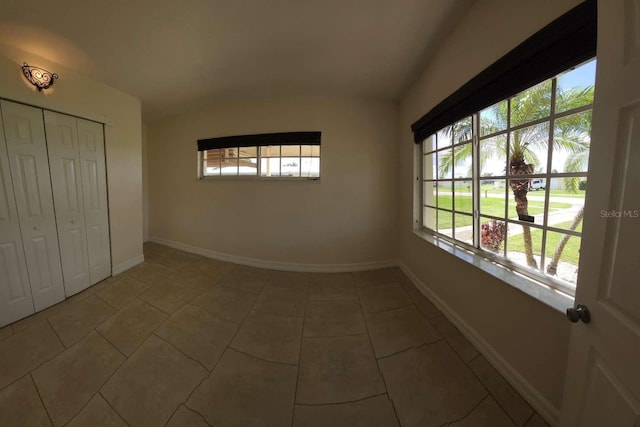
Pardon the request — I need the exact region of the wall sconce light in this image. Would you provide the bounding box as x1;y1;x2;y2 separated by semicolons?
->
22;62;58;91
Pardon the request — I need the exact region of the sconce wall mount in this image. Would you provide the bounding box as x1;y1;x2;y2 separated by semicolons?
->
22;62;58;91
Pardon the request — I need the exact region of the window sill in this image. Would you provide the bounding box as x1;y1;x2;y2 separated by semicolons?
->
199;176;321;182
412;230;574;313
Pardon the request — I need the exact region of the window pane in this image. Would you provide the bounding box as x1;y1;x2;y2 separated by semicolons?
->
238;146;257;157
424;207;437;231
509;121;550;175
453;116;472;144
546;178;584;232
301;158;320;177
454;213;473;245
437;148;453;179
437;181;452;210
281;145;300;156
480;217;506;253
423;182;437;208
238;158;258;176
507;182;546;223
437;210;453;238
221;158;238;175
203;149;221;176
424;136;436;154
454;180;473;214
479;134;507;177
480;101;507;136
552;110;591;173
506;223;543;272
424;153;437;180
543;231;580;286
261;146;280;157
556;59;596;113
281;157;300;176
301;146;313;156
453;143;473;178
511;80;552;127
479;180;506;218
437;126;452;149
260;158;280;176
311;145;320;157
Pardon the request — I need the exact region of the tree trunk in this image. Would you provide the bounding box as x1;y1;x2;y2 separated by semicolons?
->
509;158;538;268
546;207;585;275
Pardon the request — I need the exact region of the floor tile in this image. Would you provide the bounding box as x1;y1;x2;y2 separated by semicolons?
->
0;321;64;389
191;286;258;324
101;335;207;426
0;325;13;341
358;282;411;314
166;405;209;427
253;284;307;317
470;356;533;426
138;278;202;314
218;268;269;294
304;299;366;337
268;271;310;289
177;265;227;292
0;375;51;426
430;316;479;363
524;413;551;427
379;341;487;427
155;304;237;370
365;305;441;357
96;276;149;309
297;334;386;404
449;396;515;427
354;267;402;287
96;299;167;356
308;273;357;300
48;296;115;347
32;331;125;426
188;349;297;427
293;394;399;427
127;262;173;285
10;301;71;333
66;394;127;427
406;288;441;319
193;257;236;275
231;310;303;364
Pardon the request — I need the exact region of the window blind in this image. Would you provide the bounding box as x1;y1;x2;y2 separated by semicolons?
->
197;131;321;151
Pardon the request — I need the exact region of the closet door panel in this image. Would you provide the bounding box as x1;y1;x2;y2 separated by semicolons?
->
77;119;110;284
44;111;90;296
1;100;65;311
0;108;34;327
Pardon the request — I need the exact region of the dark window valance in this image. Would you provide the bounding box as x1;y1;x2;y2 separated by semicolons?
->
411;0;597;143
197;131;321;151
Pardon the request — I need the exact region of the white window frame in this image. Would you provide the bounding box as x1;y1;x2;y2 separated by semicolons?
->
416;70;592;302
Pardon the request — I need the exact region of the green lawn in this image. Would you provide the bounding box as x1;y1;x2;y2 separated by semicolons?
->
507;220;583;264
479;185;586;199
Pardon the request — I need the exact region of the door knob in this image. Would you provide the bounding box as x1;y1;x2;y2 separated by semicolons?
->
566;304;591;323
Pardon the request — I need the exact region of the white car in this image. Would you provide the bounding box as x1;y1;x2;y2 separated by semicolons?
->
530;179;545;191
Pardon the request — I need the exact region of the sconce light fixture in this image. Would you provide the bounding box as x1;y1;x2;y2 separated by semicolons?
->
22;62;58;91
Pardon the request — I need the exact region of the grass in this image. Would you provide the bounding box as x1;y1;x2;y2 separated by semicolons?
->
507;220;583;265
479;185;586;198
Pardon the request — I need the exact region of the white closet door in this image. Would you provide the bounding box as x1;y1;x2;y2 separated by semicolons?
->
1;100;65;311
0;107;34;326
44;111;91;296
77;119;111;284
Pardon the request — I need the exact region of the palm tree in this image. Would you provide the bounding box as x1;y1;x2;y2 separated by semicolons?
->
439;81;593;269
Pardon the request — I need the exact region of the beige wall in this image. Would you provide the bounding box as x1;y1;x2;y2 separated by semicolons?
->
147;95;398;266
142;123;149;242
399;0;583;414
0;44;143;271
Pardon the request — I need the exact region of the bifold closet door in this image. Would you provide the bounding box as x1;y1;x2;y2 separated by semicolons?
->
0;108;35;326
0;100;65;311
44;111;91;296
77;119;110;284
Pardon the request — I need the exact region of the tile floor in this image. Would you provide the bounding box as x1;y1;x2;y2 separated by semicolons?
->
0;243;552;427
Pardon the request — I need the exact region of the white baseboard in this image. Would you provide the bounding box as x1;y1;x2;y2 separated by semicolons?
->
398;261;560;427
148;236;398;273
112;254;145;276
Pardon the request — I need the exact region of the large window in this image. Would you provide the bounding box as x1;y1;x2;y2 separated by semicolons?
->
197;132;320;179
421;59;595;294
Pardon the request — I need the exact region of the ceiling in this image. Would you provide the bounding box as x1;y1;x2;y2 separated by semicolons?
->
0;0;473;121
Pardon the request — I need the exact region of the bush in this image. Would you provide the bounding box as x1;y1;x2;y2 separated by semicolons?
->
578;180;587;191
481;220;506;252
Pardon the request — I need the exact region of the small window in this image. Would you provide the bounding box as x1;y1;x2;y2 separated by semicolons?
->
197;132;321;179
